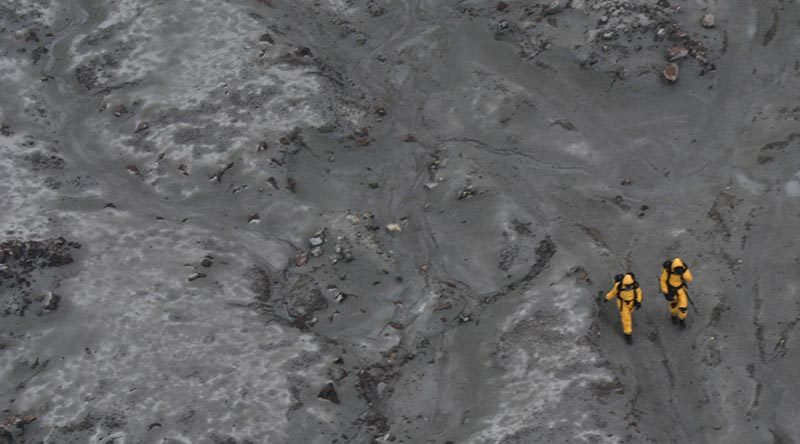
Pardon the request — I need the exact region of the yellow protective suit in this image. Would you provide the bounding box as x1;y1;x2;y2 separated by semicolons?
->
660;258;693;321
605;274;643;336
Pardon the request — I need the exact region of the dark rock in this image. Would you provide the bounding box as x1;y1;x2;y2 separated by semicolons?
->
0;124;12;136
620;178;632;186
354;136;371;146
178;164;189;175
543;0;565;16
402;134;417;143
257;141;268;152
294;47;313;57
104;202;116;208
113;104;127;117
496;2;509;12
201;258;213;268
43;291;60;311
318;382;340;404
248;213;261;224
259;33;274;44
135;121;149;132
368;182;379;189
267;177;279;190
388;322;404;330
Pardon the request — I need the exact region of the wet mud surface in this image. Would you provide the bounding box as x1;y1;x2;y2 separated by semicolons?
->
1;0;800;443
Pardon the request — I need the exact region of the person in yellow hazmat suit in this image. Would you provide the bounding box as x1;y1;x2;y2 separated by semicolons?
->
605;273;643;344
660;257;693;326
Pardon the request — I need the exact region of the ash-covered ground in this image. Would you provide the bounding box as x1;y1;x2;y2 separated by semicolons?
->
1;0;799;443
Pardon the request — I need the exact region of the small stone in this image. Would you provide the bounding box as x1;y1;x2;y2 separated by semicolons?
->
286;177;297;193
178;164;189;175
267;177;279;190
353;127;369;137
620;178;632;186
126;164;141;176
295;254;308;266
667;46;689;61
309;234;324;247
310;246;323;257
113;104;127;117
200;258;213;267
388;321;404;330
354;136;371;146
44;291;61;311
669;31;688;41
259;33;274;44
135;121;149;132
424;182;438;190
701;14;715;28
257;141;268;152
402;134;417;143
318;382;340;404
602;31;615;40
188;272;207;282
375;107;386;117
496;1;509;11
104;202;116;208
295;46;313;57
248;213;261;224
434;302;452;311
368;182;379;189
543;0;563;15
663;63;679;83
386;223;402;233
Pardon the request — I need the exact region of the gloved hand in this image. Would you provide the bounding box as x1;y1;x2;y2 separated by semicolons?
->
633;301;641;310
663;293;674;301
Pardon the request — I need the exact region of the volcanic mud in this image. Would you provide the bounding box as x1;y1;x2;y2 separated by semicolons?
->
2;0;800;443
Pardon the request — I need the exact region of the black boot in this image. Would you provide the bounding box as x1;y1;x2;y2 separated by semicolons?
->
671;315;677;324
625;334;633;344
679;319;686;329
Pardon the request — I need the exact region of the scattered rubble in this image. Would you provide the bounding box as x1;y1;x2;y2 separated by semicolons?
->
0;238;81;279
457;185;477;200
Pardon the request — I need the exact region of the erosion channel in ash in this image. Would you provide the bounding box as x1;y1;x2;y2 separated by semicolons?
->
1;1;799;443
